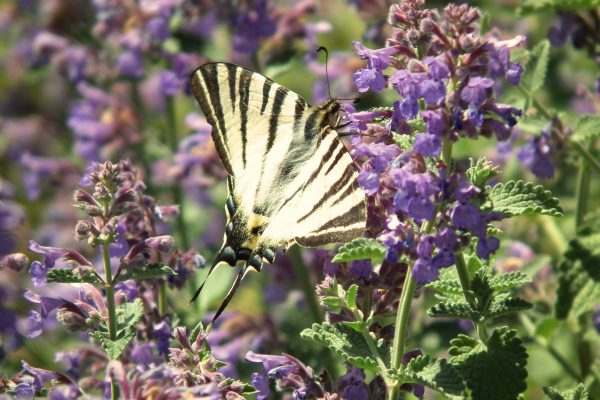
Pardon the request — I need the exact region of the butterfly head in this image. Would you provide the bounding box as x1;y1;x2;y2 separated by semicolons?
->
318;98;342;128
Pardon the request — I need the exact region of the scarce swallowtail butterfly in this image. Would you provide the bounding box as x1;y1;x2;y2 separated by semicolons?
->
189;62;367;325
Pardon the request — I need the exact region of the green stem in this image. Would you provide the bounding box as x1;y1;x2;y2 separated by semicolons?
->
388;264;417;400
575;157;591;230
289;246;323;323
442;138;453;167
519;314;581;381
539;216;568;257
572;140;600;177
102;243;119;400
454;252;471;292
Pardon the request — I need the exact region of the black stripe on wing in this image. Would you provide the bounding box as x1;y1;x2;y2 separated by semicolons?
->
238;68;252;167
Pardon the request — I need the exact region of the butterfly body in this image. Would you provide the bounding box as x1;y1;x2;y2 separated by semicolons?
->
189;62;366;319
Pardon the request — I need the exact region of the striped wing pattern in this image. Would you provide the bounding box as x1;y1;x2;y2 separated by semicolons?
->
190;62;366;270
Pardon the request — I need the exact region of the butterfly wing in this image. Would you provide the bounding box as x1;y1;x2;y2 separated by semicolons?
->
190;62;366;270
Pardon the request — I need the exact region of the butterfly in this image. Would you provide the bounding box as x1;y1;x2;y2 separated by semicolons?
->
189;62;367;325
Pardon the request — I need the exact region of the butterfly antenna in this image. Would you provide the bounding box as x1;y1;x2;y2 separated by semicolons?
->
317;46;332;99
206;264;247;330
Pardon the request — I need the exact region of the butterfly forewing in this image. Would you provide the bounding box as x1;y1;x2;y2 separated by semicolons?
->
190;62;366;268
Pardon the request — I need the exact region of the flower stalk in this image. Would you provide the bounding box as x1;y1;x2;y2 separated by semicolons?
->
102;242;118;400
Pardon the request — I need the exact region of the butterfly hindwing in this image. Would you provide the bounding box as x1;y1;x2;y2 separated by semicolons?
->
190;62;366;270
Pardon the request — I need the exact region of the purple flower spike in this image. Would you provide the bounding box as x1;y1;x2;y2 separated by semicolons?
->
424;56;450;80
461;76;494;107
29;261;47;288
28;241;67;269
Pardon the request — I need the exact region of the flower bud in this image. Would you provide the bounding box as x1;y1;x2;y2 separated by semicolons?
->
94;183;111;201
84;205;103;217
57;308;87;332
75;220;92;240
73;189;97;205
0;253;28;272
145;235;174;254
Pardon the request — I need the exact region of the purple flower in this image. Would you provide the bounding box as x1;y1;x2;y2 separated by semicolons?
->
398;98;418;120
506;62;523;85
477;236;500;259
413;258;439;284
28;241;67;269
450;203;481;230
25;310;43;338
232;0;277;54
407;196;435;222
421;109;447;136
518;131;555;179
159;70;183;96
414;133;441;157
349;260;372;278
116;50;144;78
424;56;450;80
14;383;35;399
145;235;174;254
461;76;494;107
353;68;386;93
29;261;47;288
147;16;170;41
357;170;380;195
419;79;445;106
251;372;270;400
353;42;398;70
153;320;171;356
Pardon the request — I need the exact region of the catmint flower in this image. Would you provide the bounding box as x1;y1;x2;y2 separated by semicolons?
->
29;261;47;288
159;70;183;96
154;320;171;356
232;0;277;54
461;77;494;107
145;235;174;254
518;130;555;178
25;310;43;338
28;241;67;269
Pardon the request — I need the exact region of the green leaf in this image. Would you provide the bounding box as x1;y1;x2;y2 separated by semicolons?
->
428;300;478;321
572;115;600;142
301;322;388;371
89;330;135;359
486;180;563;217
543;383;589;400
393;355;465;396
346;284;358;310
332;238;386;265
90;299;144;359
488;271;532;292
466;158;499;188
115;263;177;283
487;296;533;319
47;269;103;285
450;327;528;400
520;0;600;12
521;40;550;95
426;279;463;297
556;227;600;319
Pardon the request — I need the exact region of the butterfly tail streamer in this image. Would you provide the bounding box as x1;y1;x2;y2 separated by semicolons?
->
207;264;247;329
190;248;227;303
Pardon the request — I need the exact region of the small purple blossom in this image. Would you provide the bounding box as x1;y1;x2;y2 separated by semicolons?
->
116;50;144;78
159;70;183;96
29;261;47;288
461;77;494;107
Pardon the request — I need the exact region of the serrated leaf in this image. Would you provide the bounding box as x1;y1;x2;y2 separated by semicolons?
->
543;383;589;400
332;238;386;265
428;300;478;321
426;279;463;296
115;263;177;283
90;330;135;359
47;269;103;285
450;327;528;400
486;180;562;217
572;116;600;142
489;271;532;292
521;40;550;95
346;284;358;309
556;227;600;319
393;355;465;396
487;296;533;319
301;322;388;371
116;298;144;333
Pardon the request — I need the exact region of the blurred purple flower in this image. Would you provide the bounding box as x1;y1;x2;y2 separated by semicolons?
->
116;50;144;78
159;70;183;96
29;261;48;288
25;310;43;338
518;130;555;179
461;77;494;107
28;240;67;269
232;0;277;54
153;320;171;356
